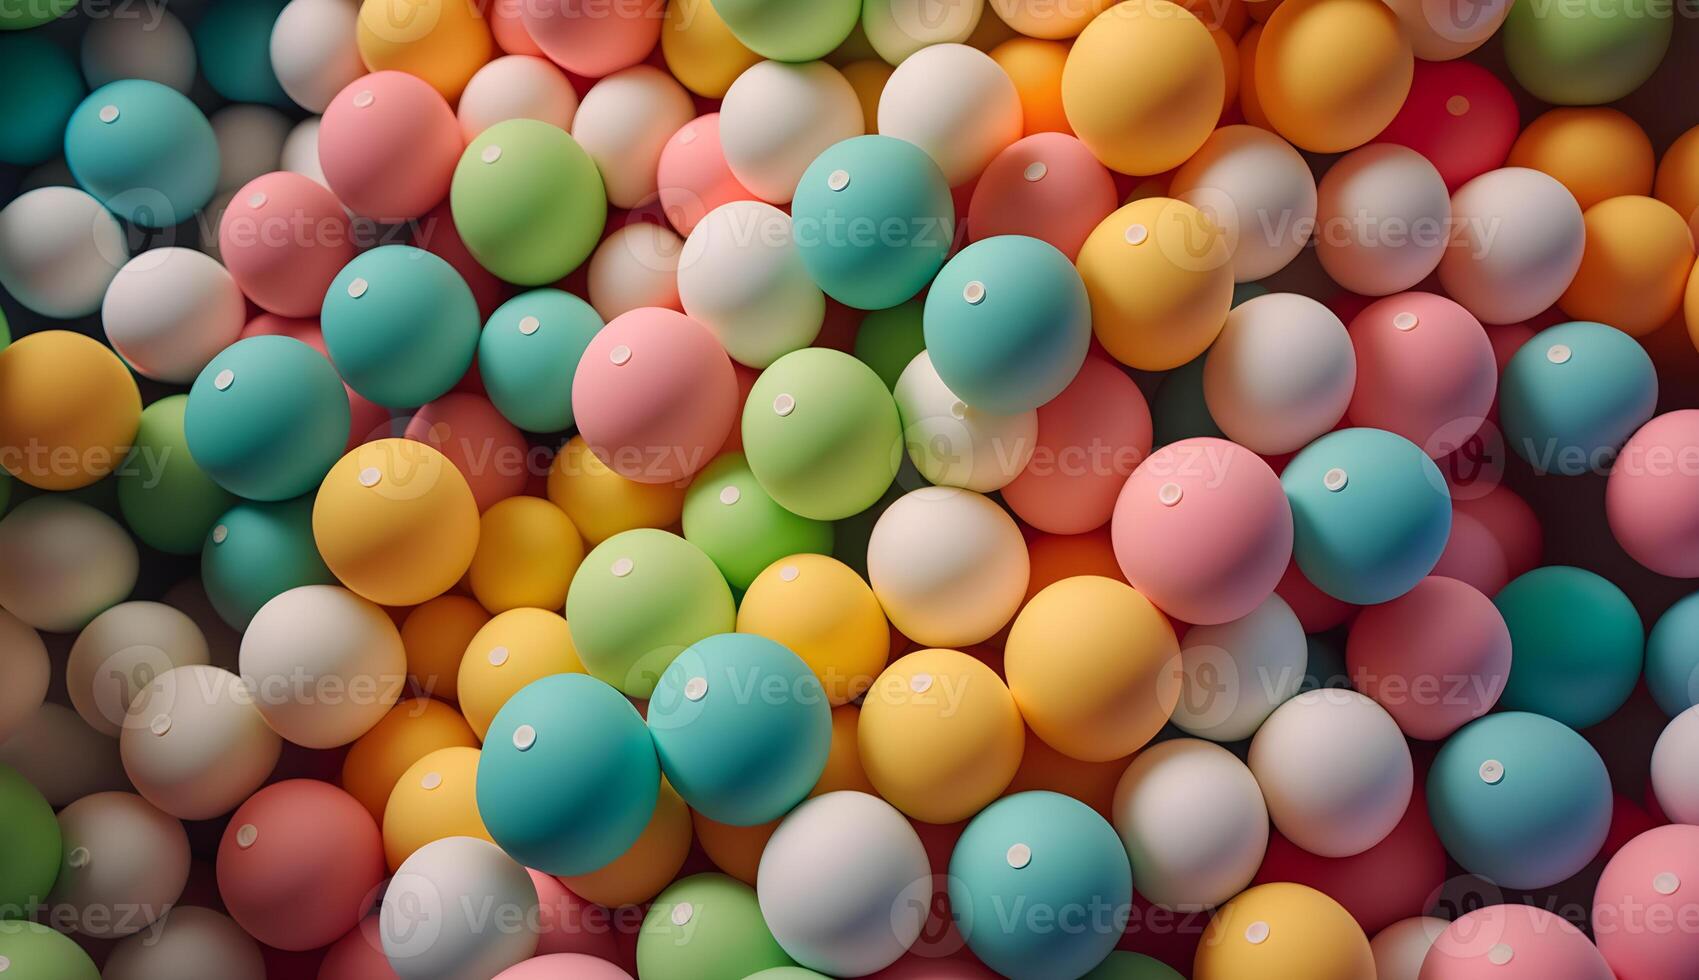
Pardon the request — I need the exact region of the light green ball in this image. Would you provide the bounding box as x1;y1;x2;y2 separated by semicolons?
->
0;765;59;919
710;0;861;61
0;921;97;979
1083;952;1185;979
638;874;794;980
1504;0;1672;105
852;298;925;391
117;396;235;555
682;452;833;591
0;0;75;30
451;119;606;286
201;496;335;631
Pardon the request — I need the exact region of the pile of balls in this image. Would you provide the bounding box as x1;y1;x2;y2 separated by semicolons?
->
2;0;1699;977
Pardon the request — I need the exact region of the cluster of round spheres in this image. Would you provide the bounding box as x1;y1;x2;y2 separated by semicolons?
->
2;0;1699;979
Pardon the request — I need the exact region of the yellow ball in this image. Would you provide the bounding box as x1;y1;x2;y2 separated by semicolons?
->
313;439;481;608
992;0;1116;38
399;595;489;703
1512;108;1654;213
1254;0;1411;152
382;745;491;871
1193;883;1374;980
0;331;141;491
561;780;693;907
840;60;893;133
1005;576;1182;762
1061;0;1223;175
858;648;1025;824
357;0;493;102
661;0;762;98
1076;197;1234;370
1561;196;1696;338
547;436;685;546
468;496;585;614
457;607;584;739
341;697;479;821
990;38;1072;135
736;554;890;705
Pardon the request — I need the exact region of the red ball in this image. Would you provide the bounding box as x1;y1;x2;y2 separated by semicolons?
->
406;393;530;512
1274;557;1356;632
319;915;395;980
1375;61;1518;191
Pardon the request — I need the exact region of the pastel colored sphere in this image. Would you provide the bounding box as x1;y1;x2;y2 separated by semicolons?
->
991;0;1115;36
1652;704;1699;824
1428;711;1612;889
547;436;687;545
1315;145;1450;297
990;37;1070;136
640;873;792;979
405;393;530;512
64;80;218;227
0;497;138;633
878;44;1021;187
894;351;1037;492
1204;292;1356;455
384;746;490;869
479;289;603;434
588;222;684;322
0;611;49;744
1563;195;1695;337
966;133;1117;261
0;187;127;319
1419;905;1612;980
1609;412;1699;580
736;554;890;705
1113;738;1270;911
1255;0;1412;152
102;906;265;980
458;55;578;141
1439;167;1586;325
1499;321;1657;475
559;777;693;907
210;105;291;192
201;497;335;630
1192;883;1375;980
1374;61;1519;191
1494;566;1643;730
66;601;209;737
1170;125;1317;281
218;171;354;319
321;245;479;409
270;0;365;113
657;114;756;237
663;0;762;97
48;791;188;938
711;0;860;60
496;955;634;980
457;608;582;739
355;0;492;102
1170;593;1307;741
854;298;925;391
1646;590;1699;716
861;0;985;64
1503;0;1671;105
681;452;834;590
522;0;661;77
102;248;243;384
119;664;281;820
721;60;864;205
381;836;539;980
117;394;240;553
949;792;1131;979
0;330;141;492
0;35;84;166
1112;437;1293;625
469;497;585;612
193;0;289;104
1381;0;1510;59
341;697;478;820
868;488;1030;647
679;201;825;368
0;763;60;918
2;703;131;809
319;71;462;222
0;921;97;980
1371;918;1446;980
1592;824;1699;978
1514;107;1654;211
1346;292;1497;456
572;66;695;210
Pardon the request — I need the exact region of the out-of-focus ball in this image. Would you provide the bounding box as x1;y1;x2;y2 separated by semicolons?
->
547;436;687;545
102;248;244;383
81;8;195;93
382;836;539;980
559;778;692;907
988;38;1069;136
67;601;208;738
1315;145;1450;296
662;0;761;97
102;906;264;980
1171;593;1306;741
1646;590;1699;716
878;44;1020;187
894;352;1036;492
1592;824;1699;978
468;497;584;613
1561;195;1694;337
0;921;97;980
0;330;140;492
1439;167;1586;324
861;0;984;64
737;554;888;706
1204;292;1355;455
49;791;188;938
710;0;860;61
405;392;529;512
681;453;833;590
1651;704;1699;824
193;0;289;104
721;60;863;205
1513;107;1654;211
679;201;825;368
1381;0;1509;59
496;954;634;980
63;80;218;227
1255;0;1411;152
355;0;492;101
1428;711;1612;888
479;289;603;434
1494;566;1642;730
1373;61;1518;191
1;704;130;808
270;0;363;112
991;0;1114;37
202;497;335;631
589;222;683;323
319;70;462;222
0;497;137;633
0;611;48;744
1503;0;1670;106
854;298;925;391
657;114;755;237
1420;905;1613;980
280;117;328;187
867;488;1029;647
120;664;281;820
1171;125;1315;281
522;0;660;77
321;245;478;408
0;763;59;916
458;54;577;142
1371;918;1445;980
0;187;127;319
218;171;354;318
1610;413;1699;580
0;35;84;166
1499;320;1657;474
967;133;1115;260
208;105;289;191
640;873;792;978
384;746;490;869
572;66;695;210
1346;292;1496;456
1194;883;1374;980
342;698;478;820
457;608;582;739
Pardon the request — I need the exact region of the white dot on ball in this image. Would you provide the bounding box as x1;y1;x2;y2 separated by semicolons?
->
773;393;796;417
214;369;235;391
1245;921;1271;945
610;344;633;366
827;169;851;192
950;400;967;421
1393;312;1419;331
1488;944;1514;965
679;126;698;145
421;771;443;791
671;902;695;926
247;192;268;209
98;105;120;124
488;646;509;667
149;713;171;736
1479;759;1505;784
0;954;11;971
1158;482;1183;507
518;315;541;336
780;564;800;583
909;673;933;694
236;824;259;849
719;485;741;505
1655;872;1681;895
1125;224;1149;246
1006;843;1032;869
1023;161;1048;182
611;557;634;578
358;467;382;488
1446;95;1471;116
1547;344;1572;365
963;280;987;305
512;724;537;751
67;846;91;869
1323;468;1348;492
353;90;375;108
684;676;708;702
347;277;369;299
481;144;503;164
212;524;229;545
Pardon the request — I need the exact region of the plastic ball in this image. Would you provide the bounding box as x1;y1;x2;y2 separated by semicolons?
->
63;79;217;227
0;186;127;319
878;44;1020;187
381;836;539;980
207;105;289;192
1440;167;1586;325
1503;0;1670;105
267;0;363;112
1562;195;1695;337
1170;125;1316;282
987;38;1070;136
588;222;683;322
66;601;207;738
736;554;890;705
478;289;603;434
858;648;1025;823
1499;320;1657;475
0;497;138;633
399;596;486;702
657;114;755;238
1346;292;1496;456
0;35;84;166
893;351;1036;491
1315;145;1450;296
1061;0;1223;175
102;248;243;384
321;245;478;408
721;60;864;205
640;873;792;979
1374;61;1517;192
319;71;462;222
679;201;825;368
342;698;478;820
1112;437;1293;625
682;453;833;590
547;436;687;544
0;921;97;980
1420;905;1613;980
967;134;1114;261
457;608;583;739
662;0;762;97
384;746;491;869
853;298;925;391
1591;824;1699;978
1652;704;1699;824
1083;953;1184;980
1;703;131;809
1370;918;1445;980
1203;292;1355;455
559;778;692;907
496;955;634;980
1171;593;1306;741
1658;122;1699;237
1496;566;1643;729
1112;738;1269;911
0;330;140;492
861;0;985;64
990;0;1114;37
711;0;859;60
572;67;694;211
1380;0;1508;59
119;664;282;820
405;393;529;512
48;791;188;937
190;0;288;104
0;763;60;919
457;55;577;142
1646;591;1699;716
0;611;48;744
218;171;353;319
1428;711;1612;888
201;497;335;631
522;0;661;77
1192;883;1375;980
467;497;584;613
102;906;264;980
867;487;1029;646
355;0;491;101
1512;107;1654;212
1256;0;1411;152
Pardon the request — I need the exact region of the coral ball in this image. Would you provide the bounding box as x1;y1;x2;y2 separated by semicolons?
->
319;71;463;222
1346;292;1497;457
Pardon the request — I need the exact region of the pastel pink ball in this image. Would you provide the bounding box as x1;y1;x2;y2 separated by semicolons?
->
1456;485;1543;582
1593;824;1699;980
494;954;634;980
1346;292;1497;458
406;393;530;512
1430;505;1512;596
1607;410;1699;578
1374;60;1518;191
1419;905;1613;980
219;171;354;318
966;133;1117;261
522;0;660;78
489;0;546;56
572;307;737;484
319;916;394;980
1275;557;1357;632
529;871;620;960
1111;436;1294;625
319;71;464;222
657;114;755;238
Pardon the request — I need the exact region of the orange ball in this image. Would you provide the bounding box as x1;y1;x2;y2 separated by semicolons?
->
1510;108;1654;212
1656;122;1699;239
818;704;877;796
546;435;685;545
1003;728;1128;819
1210;27;1240;114
560;780;692;907
839;60;891;134
399;595;488;702
1254;0;1412;153
1024;530;1126;603
0;331;141;491
1239;24;1270;129
1561;196;1695;338
340;697;479;820
990;38;1073;136
356;0;494;102
691;811;773;885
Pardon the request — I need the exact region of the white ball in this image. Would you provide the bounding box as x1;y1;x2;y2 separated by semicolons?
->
81;7;197;93
1204;292;1357;455
862;0;985;65
1315;145;1450;297
867;486;1030;647
877;44;1021;187
1438;167;1586;325
120;664;280;821
210;105;292;192
1170;125;1317;282
382;836;540;980
0;608;49;745
1111;738;1270;911
0;497;138;633
1652;703;1699;825
1170;593;1307;742
587;222;683;322
270;0;366;113
677;200;824;367
1371;916;1447;980
102;247;246;383
720;60;864;205
458;55;579;141
104;906;266;980
47;791;189;938
757;791;930;976
239;585;406;749
1249;689;1414;858
894;350;1036;492
0;703;132;807
1382;0;1511;60
0;186;129;319
571;65;696;210
68;601;210;738
280;117;331;190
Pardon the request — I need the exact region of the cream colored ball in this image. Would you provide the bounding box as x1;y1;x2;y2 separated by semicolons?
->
458;55;579;142
867;486;1030;647
1170;125;1317;282
588;222;684;322
1315;144;1450;297
678;200;824;367
720;60;864;204
68;601;210;737
894;351;1036;492
877;43;1022;187
571;65;696;210
0;497;138;633
121;664;281;820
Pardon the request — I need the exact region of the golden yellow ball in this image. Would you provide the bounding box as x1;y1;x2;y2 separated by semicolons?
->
547;435;685;546
356;0;493;102
382;745;491;871
1193;883;1374;980
341;697;479;821
736;554;890;705
1253;0;1411;153
991;0;1116;38
661;0;762;98
468;496;585;614
457;607;584;739
0;331;141;491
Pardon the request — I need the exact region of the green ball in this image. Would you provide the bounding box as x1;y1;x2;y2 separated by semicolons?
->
1504;0;1672;105
710;0;860;61
201;496;335;631
1495;565;1644;729
117;396;235;555
742;348;902;521
0;307;9;348
0;921;97;980
451;119;606;286
746;970;831;980
0;35;83;166
682;452;833;591
1083;952;1186;980
852;298;925;391
478;289;603;433
192;0;291;106
565;529;736;698
0;764;59;919
0;0;74;30
638;874;794;980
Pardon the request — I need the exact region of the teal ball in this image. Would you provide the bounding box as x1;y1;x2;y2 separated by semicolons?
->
193;0;292;106
1500;321;1657;475
202;496;336;630
1648;591;1699;717
64;79;217;228
478;289;603;433
0;35;84;166
322;245;480;409
1495;566;1643;729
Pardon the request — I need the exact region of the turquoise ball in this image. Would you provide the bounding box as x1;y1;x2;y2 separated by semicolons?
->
1282;428;1452;605
322;245;480;409
1648;591;1699;717
63;79;217;228
476;672;660;876
0;35;84;166
1500;321;1657;476
791;135;954;311
185;336;351;502
648;633;831;827
478;289;603;433
948;791;1132;980
1150;353;1223;449
1495;566;1643;730
1427;711;1612;890
202;496;336;631
193;0;291;106
924;235;1091;414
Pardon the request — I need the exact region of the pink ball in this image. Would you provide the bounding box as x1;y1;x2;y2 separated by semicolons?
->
529;872;620;960
1346;575;1511;740
217;779;386;952
494;954;633;980
522;1;660;78
1593;824;1699;980
966;133;1118;261
1608;410;1699;578
1346;292;1497;458
1419;905;1613;980
572;307;737;484
1455;485;1543;582
220;171;355;318
414;200;512;320
1111;437;1293;625
319;916;396;980
406;393;530;511
1003;356;1152;535
240;315;394;451
1430;505;1512;596
656;114;755;238
1275;557;1357;632
1374;61;1518;191
319;72;463;222
489;0;546;56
